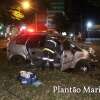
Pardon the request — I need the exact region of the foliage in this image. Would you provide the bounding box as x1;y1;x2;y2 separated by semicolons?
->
9;6;24;21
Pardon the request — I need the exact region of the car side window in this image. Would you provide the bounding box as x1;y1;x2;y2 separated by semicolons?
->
27;39;38;48
27;38;44;48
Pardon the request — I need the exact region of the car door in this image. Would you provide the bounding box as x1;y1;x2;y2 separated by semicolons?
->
27;36;45;60
61;50;74;71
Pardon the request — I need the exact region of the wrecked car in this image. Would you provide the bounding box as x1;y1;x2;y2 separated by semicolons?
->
7;31;98;72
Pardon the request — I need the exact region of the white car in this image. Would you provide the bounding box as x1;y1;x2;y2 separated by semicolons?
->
7;33;97;72
42;38;97;72
60;43;91;72
7;32;47;65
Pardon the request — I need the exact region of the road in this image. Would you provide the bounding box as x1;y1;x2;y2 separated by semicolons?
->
0;38;8;49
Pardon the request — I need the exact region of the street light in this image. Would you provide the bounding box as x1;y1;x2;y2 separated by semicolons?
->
21;0;37;32
21;1;31;10
86;21;93;43
86;21;93;31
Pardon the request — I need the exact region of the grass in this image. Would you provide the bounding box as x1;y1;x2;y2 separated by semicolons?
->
0;44;100;100
1;69;100;100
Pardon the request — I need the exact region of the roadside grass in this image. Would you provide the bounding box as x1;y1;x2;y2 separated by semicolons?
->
0;48;100;100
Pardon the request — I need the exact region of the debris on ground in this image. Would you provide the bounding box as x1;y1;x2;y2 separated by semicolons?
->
17;71;42;87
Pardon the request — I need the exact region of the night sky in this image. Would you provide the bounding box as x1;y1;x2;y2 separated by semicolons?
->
0;0;100;23
0;0;100;15
65;0;100;23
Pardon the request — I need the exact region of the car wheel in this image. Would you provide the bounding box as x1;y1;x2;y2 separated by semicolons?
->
80;64;88;72
76;60;90;73
10;55;26;66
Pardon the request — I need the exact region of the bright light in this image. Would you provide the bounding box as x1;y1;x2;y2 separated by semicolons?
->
62;32;67;36
21;1;31;10
27;25;35;32
9;33;12;35
70;44;75;48
70;33;74;37
27;28;35;32
0;26;2;30
20;25;27;31
87;21;93;28
0;32;3;35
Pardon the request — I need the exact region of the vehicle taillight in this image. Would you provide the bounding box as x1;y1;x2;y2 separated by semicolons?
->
27;28;35;32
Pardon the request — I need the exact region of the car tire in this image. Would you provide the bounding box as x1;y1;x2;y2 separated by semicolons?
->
76;60;90;73
10;55;26;66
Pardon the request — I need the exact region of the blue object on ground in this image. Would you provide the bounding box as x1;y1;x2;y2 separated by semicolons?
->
18;71;42;87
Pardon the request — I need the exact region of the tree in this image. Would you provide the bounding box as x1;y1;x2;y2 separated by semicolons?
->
9;6;24;21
